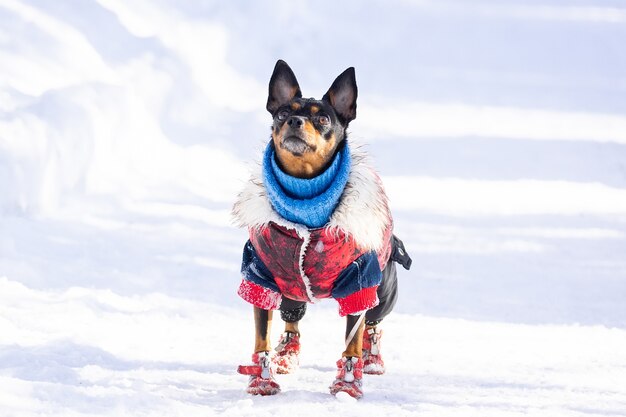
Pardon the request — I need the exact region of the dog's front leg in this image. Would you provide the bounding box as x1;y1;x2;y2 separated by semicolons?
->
343;314;365;358
236;306;280;395
273;303;304;374
283;319;299;335
329;315;366;398
254;306;273;352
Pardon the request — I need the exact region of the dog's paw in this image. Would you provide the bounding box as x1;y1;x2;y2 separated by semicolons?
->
238;351;281;395
330;357;364;399
274;331;300;374
363;355;385;375
330;379;363;399
362;327;385;375
246;376;281;396
274;352;299;374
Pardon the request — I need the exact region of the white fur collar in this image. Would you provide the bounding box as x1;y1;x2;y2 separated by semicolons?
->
232;145;392;251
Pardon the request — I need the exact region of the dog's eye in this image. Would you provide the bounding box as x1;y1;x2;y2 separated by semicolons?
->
317;115;330;125
277;110;290;121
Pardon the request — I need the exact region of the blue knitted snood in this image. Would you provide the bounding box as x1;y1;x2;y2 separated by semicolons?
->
263;141;351;228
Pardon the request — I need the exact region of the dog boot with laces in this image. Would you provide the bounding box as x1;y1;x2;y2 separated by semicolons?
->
362;327;385;375
237;351;280;395
273;331;300;374
329;356;364;399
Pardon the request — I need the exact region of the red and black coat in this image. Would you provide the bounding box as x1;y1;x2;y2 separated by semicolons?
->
232;150;394;316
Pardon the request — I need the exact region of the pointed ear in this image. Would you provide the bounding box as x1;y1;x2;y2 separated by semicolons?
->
322;67;357;123
267;60;302;114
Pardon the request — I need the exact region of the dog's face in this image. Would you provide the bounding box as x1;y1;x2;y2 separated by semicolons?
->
266;60;358;179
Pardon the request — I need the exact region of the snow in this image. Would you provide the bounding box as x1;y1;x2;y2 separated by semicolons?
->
2;278;625;416
2;0;626;415
360;101;626;143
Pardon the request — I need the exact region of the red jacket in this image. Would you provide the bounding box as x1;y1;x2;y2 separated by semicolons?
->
233;150;393;316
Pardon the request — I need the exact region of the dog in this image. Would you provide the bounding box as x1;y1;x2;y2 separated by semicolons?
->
232;60;411;399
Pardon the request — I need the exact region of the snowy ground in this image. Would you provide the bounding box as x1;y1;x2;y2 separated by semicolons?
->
2;0;626;416
2;279;626;416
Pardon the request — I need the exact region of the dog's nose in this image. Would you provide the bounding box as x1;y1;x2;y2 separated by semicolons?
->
287;116;305;129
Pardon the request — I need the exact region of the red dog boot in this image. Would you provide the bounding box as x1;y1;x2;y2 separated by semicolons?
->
329;356;364;399
274;331;300;374
362;327;385;375
237;351;280;395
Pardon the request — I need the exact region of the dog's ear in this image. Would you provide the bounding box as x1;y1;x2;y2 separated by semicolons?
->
267;60;302;114
323;67;357;123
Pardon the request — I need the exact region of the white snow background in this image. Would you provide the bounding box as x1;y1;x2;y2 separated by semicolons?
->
1;0;626;415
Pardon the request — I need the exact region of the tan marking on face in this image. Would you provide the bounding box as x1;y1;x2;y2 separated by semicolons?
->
272;120;339;179
291;101;301;111
310;105;319;114
302;119;318;141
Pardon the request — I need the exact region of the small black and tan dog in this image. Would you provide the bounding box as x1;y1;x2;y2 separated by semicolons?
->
233;60;411;399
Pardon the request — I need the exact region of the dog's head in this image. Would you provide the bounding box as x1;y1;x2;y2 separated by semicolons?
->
266;60;357;179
